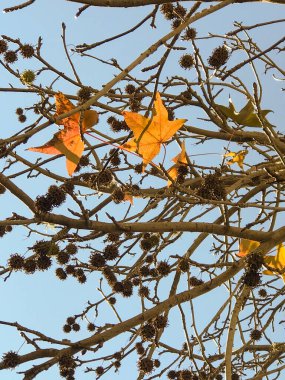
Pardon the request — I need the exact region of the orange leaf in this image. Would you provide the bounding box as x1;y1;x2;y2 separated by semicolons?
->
263;244;285;283
28;92;98;176
224;150;248;169
121;92;186;170
236;239;260;258
167;141;187;186
124;193;134;205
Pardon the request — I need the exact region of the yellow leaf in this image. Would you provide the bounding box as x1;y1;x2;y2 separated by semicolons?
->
236;239;260;258
121;92;186;170
263;244;285;283
224;150;248;169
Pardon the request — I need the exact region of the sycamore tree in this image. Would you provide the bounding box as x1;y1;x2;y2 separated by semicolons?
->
1;1;285;380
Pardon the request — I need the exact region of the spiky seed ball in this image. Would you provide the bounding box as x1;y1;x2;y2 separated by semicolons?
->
66;265;75;275
180;90;192;101
63;324;72;333
242;270;261;287
138;357;154;374
36;255;52;271
18;114;27;123
112;188;125;203
113;352;122;360
0;226;6;238
89;253;106;268
167;370;177;380
65;243;77;255
112;281;124;293
178;258;190;272
110;154;121;166
24;259;37;274
78;155;90;167
20;44;34;58
5;225;12;233
103;267;117;285
122;280;133;297
125;84;136;94
134;163;143;174
109;297;116;305
208;46;229;68
160;3;174;16
250;329;262;341
179;54;194;70
77;86;92;101
135;342;145;355
0;184;6;195
35;195;53;213
156;261;171;277
75;268;84;278
77;274;87;284
0;39;8;54
66;316;76;325
177;165;188;176
139;265;150;277
174;4;186;17
15;107;23;115
50;243;60;256
87;323;96;332
104;244;119;261
189;277;204;286
20;70;36;84
72;323;80;332
183;27;197;40
145;255;154;264
61;180;74;193
33;240;51;255
8;254;25;270
55;267;67;280
2;351;20;368
231;374;239;380
107;232;120;243
97;170;113;186
4;50;18;64
154;315;168;329
197;173;226;201
140;238;154;251
95;366;104;375
110;119;123;133
107;116;116;125
57;251;70;265
59;355;75;369
153;359;160;368
246;253;264;271
258;288;267;298
47;185;66;207
180;370;193;380
132;277;140;286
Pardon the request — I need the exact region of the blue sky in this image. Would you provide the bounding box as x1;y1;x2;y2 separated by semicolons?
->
1;1;285;379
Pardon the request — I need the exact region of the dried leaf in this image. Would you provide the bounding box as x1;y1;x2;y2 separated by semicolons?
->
121;92;186;170
224;150;248;169
28;92;98;176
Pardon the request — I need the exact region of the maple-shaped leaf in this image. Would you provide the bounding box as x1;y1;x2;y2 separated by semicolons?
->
216;98;272;127
236;239;260;258
121;92;186;170
224;150;248;169
263;244;285;282
28;92;98;176
167;141;187;186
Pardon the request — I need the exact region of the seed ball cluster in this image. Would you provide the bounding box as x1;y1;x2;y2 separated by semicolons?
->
138;357;154;374
243;252;263;288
